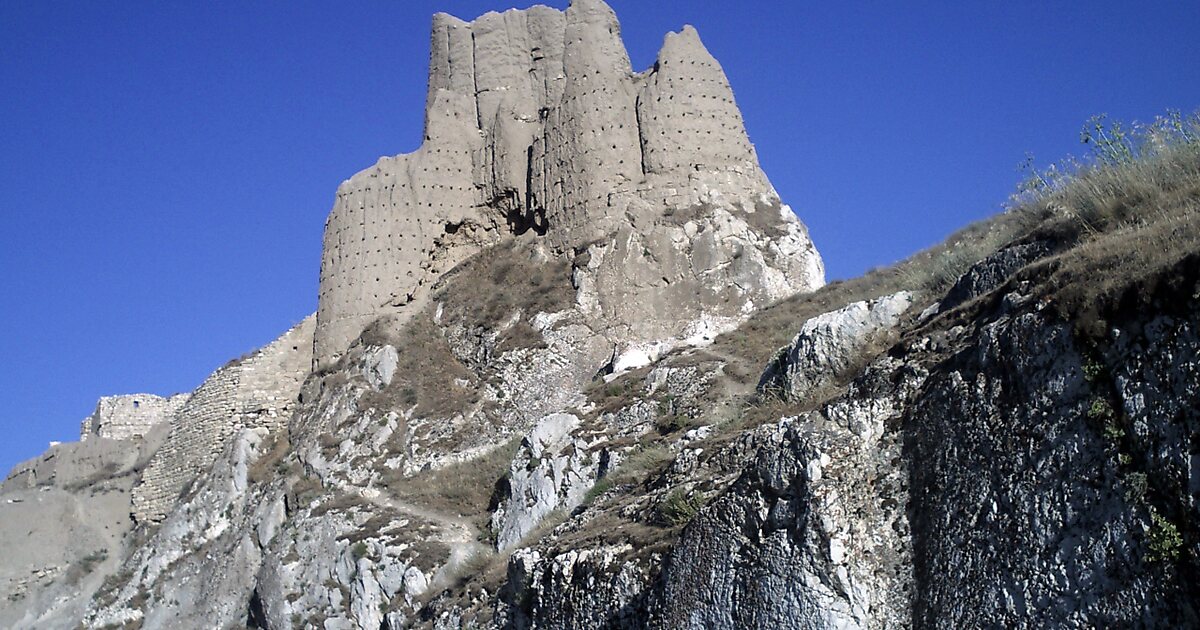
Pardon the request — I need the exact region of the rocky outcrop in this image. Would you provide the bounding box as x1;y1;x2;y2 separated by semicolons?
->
646;411;911;630
903;278;1200;626
490;256;1200;629
491;413;602;550
84;426;279;629
760;291;913;402
937;240;1053;313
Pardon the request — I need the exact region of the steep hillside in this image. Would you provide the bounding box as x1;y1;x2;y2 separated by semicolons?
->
2;1;1199;628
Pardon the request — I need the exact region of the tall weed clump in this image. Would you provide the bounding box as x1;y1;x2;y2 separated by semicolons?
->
1012;109;1200;236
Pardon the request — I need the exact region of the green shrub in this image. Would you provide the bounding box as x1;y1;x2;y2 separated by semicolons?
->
383;437;520;526
655;412;698;435
1148;509;1183;563
1087;398;1125;442
1124;472;1147;503
77;549;108;576
1088;397;1114;421
655;488;705;527
583;477;614;505
1082;356;1108;383
608;445;674;486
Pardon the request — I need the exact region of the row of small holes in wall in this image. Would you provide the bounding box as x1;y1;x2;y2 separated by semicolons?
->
652;94;734;105
354;200;467;210
659;58;714;67
321;253;432;275
342;181;470;194
357;163;470;182
648;145;748;159
322;250;436;271
324;249;436;271
321;271;417;293
651;92;733;102
337;213;443;229
562;90;635;107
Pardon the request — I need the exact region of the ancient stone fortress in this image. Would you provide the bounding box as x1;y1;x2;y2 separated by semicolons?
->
316;0;824;367
0;3;827;623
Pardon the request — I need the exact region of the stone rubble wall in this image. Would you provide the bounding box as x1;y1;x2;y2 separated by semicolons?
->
131;316;315;522
79;394;190;442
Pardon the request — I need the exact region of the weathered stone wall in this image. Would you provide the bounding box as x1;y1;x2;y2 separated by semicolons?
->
79;394;189;442
131;316;315;522
313;0;825;367
530;0;644;247
314;91;493;363
635;26;767;193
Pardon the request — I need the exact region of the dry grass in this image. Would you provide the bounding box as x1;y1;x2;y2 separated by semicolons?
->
582;366;654;414
289;474;325;506
546;493;682;562
913;110;1200;341
719;110;1200;384
1034;210;1200;340
654;488;705;527
1008;113;1200;338
355;237;577;421
309;492;369;517
248;432;290;484
360;314;480;420
383;438;521;526
433;237;575;337
712;206;1040;385
606;444;675;487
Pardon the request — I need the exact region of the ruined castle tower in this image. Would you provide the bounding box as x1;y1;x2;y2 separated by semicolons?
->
315;0;824;366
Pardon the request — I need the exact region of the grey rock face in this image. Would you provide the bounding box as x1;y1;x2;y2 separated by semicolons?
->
85;427;275;629
363;344;400;390
1112;314;1200;527
491;263;1200;628
760;291;913;401
646;419;909;629
492;413;590;550
904;303;1198;626
501;545;654;629
938;240;1052;313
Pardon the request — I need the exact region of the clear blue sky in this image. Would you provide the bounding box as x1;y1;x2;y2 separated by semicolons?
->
2;1;1198;473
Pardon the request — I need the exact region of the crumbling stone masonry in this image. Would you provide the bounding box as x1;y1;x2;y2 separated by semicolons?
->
131;315;315;522
79;394;190;442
